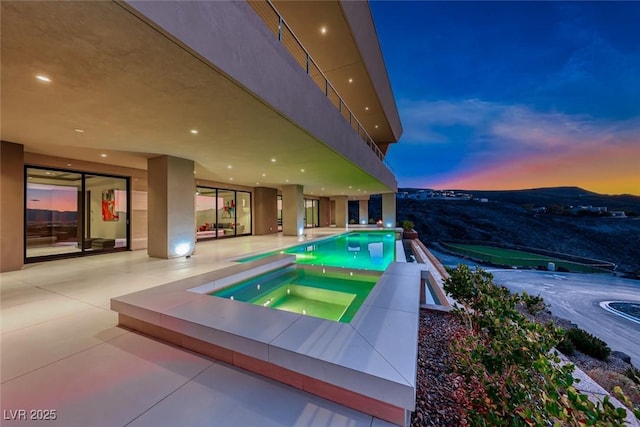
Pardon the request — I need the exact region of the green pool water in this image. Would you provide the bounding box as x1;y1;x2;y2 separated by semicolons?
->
238;231;396;271
211;266;378;322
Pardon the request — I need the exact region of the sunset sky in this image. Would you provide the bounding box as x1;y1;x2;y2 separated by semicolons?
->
371;1;640;195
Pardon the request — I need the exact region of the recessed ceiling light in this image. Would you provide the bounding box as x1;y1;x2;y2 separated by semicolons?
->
262;173;266;177
320;26;327;35
349;185;352;189
348;78;353;84
100;153;107;158
227;165;232;169
67;163;72;166
35;75;51;83
365;106;369;111
271;158;276;163
300;169;305;172
375;125;379;129
229;177;233;181
256;182;260;185
73;128;85;133
321;187;325;190
193;170;196;174
285;179;289;183
190;129;198;134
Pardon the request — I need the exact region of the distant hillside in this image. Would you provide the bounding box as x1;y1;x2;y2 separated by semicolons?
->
399;186;640;214
388;188;640;277
463;187;640;214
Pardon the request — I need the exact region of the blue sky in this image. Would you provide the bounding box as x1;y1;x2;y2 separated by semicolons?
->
370;1;640;195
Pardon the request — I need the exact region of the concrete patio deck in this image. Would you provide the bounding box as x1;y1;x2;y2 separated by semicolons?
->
1;229;407;427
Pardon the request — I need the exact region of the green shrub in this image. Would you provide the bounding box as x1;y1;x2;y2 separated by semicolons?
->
443;264;629;425
566;328;611;360
556;335;576;356
523;293;546;315
400;219;414;230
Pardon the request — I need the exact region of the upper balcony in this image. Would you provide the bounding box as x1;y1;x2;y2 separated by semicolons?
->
248;0;403;163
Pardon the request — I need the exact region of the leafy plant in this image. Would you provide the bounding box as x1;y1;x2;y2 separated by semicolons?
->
565;327;611;361
523;293;546;315
400;219;414;231
443;264;629;426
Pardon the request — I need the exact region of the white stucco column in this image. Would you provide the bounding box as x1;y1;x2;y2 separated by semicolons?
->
382;193;396;228
147;156;195;258
282;184;304;236
332;196;348;228
359;199;369;225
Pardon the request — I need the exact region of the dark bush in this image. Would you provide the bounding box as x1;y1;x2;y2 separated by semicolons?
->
566;328;611;360
556;336;576;356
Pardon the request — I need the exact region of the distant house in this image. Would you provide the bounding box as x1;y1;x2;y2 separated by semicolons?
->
610;210;627;218
570;205;608;215
399;188;472;200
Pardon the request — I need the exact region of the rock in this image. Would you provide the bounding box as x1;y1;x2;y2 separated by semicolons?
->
611;350;632;364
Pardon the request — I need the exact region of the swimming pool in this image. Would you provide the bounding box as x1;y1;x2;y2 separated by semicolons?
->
211;265;378;322
238;231;396;271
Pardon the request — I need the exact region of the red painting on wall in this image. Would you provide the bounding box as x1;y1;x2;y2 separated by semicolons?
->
102;189;119;221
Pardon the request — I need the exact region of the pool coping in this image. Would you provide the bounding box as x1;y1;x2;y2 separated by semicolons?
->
111;240;422;426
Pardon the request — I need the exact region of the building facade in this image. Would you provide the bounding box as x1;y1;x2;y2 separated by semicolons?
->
1;0;402;271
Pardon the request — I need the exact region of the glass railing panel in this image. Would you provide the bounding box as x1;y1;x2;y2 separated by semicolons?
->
247;0;389;169
308;61;326;95
281;25;307;70
248;1;278;37
327;85;341;110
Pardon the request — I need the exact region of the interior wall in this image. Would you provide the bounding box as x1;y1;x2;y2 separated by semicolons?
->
87;182;127;240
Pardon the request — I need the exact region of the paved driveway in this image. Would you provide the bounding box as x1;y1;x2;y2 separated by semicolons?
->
487;269;640;368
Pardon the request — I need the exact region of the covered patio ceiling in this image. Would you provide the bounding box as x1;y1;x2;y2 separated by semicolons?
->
1;1;396;197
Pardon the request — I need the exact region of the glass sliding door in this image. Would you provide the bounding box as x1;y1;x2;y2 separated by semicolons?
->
195;186;252;240
84;174;128;251
304;198;319;228
236;191;251;236
26;168;82;258
25;167;129;261
195;187;222;239
218;189;236;237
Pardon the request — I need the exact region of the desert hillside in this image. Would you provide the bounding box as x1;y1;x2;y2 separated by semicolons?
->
387;188;640;276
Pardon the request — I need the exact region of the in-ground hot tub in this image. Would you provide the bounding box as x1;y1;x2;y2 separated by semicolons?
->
112;234;422;426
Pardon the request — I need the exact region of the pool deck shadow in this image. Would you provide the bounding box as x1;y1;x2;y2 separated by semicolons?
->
111;253;425;427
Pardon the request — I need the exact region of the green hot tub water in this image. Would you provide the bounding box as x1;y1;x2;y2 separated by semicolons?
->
238;231;396;272
211;266;378;322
